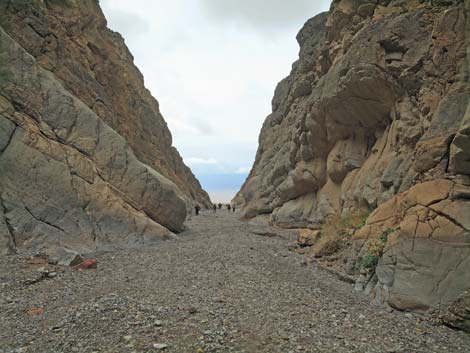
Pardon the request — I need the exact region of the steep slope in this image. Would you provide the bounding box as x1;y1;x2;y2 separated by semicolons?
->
0;26;187;256
236;0;470;319
0;0;211;209
0;0;211;256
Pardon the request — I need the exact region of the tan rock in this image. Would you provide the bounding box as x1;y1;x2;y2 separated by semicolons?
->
297;229;321;247
405;180;453;208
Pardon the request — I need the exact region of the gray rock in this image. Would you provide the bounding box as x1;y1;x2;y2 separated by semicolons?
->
152;343;168;350
0;26;187;254
48;248;84;267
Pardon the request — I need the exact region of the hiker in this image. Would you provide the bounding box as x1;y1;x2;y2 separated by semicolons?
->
213;204;217;213
194;204;201;216
227;204;231;212
218;203;222;209
232;205;236;213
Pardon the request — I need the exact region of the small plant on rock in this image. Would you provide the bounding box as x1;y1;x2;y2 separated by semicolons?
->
361;253;379;269
360;228;395;271
339;212;370;231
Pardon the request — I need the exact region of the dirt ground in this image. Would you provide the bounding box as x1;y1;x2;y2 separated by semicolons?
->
1;211;469;353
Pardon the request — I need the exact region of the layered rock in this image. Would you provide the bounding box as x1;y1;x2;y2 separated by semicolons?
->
351;178;470;313
236;0;470;320
0;0;211;209
0;1;208;255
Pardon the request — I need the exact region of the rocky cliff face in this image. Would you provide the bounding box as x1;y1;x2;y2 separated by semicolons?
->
0;0;211;209
236;0;470;319
0;0;210;256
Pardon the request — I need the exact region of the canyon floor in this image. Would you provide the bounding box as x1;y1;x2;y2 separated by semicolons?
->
1;211;469;353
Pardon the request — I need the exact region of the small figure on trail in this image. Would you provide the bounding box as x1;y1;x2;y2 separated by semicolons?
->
227;204;232;212
232;205;236;213
194;204;201;216
213;204;217;213
218;203;222;209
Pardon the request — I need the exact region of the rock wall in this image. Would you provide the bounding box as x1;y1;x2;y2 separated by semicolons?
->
0;0;211;209
0;26;188;255
0;1;210;256
236;0;470;318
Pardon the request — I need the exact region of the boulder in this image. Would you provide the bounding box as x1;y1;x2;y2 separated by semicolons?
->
351;180;470;315
444;291;470;332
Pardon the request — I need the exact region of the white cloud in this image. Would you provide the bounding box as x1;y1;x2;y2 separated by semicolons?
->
200;0;330;32
234;166;251;174
185;157;218;165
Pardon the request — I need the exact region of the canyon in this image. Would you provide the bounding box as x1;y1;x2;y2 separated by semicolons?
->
0;0;469;351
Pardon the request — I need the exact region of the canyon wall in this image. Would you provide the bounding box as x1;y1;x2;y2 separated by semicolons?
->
0;0;210;256
0;0;212;209
236;0;470;322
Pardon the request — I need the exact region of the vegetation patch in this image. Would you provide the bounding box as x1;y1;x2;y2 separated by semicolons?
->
339;212;370;233
360;228;395;270
312;235;343;258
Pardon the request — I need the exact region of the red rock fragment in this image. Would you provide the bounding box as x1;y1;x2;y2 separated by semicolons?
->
25;308;45;316
73;259;98;270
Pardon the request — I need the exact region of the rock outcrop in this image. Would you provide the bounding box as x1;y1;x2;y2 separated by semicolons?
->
236;0;470;321
0;0;211;209
0;0;210;255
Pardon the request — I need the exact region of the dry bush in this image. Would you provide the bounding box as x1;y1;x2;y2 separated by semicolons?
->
312;235;343;258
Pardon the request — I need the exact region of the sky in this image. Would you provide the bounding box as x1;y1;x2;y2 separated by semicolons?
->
100;0;331;202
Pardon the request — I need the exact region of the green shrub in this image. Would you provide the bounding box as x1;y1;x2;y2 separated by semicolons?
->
379;228;394;243
360;228;396;271
361;253;379;269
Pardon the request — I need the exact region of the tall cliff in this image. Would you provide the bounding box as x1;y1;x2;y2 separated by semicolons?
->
236;0;470;323
0;0;211;209
0;0;210;256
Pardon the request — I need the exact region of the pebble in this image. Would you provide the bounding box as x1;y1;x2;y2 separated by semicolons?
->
153;343;168;350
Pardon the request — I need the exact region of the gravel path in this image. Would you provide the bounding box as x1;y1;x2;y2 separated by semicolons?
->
1;211;469;353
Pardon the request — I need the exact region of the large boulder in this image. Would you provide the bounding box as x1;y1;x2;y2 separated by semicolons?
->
351;179;470;314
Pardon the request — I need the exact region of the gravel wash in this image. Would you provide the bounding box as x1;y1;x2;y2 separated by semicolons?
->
1;211;469;353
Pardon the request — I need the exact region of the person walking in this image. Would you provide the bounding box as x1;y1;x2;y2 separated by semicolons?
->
232;205;236;213
218;203;222;210
194;204;201;216
213;204;217;213
227;204;231;212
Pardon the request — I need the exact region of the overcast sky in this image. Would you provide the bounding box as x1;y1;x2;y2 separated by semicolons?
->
100;0;331;202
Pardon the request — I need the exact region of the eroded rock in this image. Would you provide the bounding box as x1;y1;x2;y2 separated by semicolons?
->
0;0;211;209
0;25;186;254
234;0;470;323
